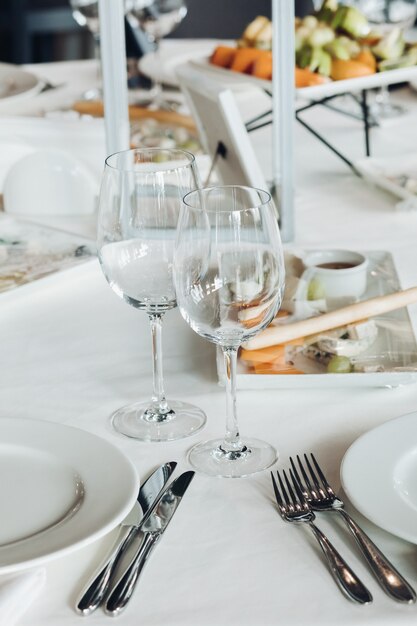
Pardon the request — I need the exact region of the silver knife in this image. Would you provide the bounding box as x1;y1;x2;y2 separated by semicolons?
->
105;470;195;616
75;461;177;616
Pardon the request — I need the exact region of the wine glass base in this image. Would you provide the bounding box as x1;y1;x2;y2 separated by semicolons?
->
82;87;102;101
371;102;406;120
111;400;206;442
188;438;278;478
146;98;181;113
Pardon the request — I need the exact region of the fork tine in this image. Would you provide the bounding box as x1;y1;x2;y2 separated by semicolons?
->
283;469;298;505
277;470;291;506
290;456;307;495
296;454;313;493
289;468;307;506
310;453;334;495
304;453;322;492
270;472;284;507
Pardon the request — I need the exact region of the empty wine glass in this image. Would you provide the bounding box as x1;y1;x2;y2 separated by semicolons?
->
70;0;101;100
174;186;285;477
353;0;417;118
128;0;187;108
97;148;206;442
70;0;134;100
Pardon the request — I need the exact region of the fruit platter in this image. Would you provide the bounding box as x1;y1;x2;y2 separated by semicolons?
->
191;0;417;100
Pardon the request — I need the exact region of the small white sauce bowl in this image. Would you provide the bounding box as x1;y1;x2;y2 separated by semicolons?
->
303;249;368;299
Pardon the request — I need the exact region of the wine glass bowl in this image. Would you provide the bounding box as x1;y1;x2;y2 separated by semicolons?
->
97;148;206;441
129;0;187;41
177;195;282;347
174;186;285;477
355;0;417;31
70;0;135;100
128;0;187;107
70;0;100;34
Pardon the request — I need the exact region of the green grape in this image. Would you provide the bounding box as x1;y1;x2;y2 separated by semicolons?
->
307;278;326;301
327;355;352;374
153;153;170;163
179;140;200;152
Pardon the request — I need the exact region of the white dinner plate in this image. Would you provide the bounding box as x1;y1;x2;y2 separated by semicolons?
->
341;411;417;543
0;64;42;106
0;418;138;573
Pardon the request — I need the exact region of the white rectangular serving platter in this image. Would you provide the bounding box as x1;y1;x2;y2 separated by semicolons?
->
356;152;417;210
0;257;98;312
231;250;417;389
0;216;96;299
190;56;417;100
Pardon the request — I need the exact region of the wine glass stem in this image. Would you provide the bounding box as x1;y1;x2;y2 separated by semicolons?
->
376;85;389;105
222;347;243;453
93;33;101;85
149;313;169;413
151;39;163;105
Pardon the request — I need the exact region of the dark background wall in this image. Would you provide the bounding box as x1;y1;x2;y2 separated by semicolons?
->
172;0;313;38
0;0;313;64
0;0;91;63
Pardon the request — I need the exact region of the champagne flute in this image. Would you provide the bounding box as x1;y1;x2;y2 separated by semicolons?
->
128;0;187;108
174;186;285;477
97;148;206;441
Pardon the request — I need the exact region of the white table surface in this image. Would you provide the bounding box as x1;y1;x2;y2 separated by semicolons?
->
3;46;417;625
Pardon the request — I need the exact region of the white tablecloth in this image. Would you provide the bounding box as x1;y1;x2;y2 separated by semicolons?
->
2;49;417;625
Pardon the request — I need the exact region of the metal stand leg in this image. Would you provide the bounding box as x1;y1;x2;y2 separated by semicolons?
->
245;89;374;176
360;89;371;157
295;111;360;175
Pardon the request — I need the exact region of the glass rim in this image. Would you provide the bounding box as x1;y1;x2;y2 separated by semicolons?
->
105;147;196;173
183;185;272;213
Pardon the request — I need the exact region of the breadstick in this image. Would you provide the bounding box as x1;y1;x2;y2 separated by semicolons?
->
72;101;197;133
243;287;417;350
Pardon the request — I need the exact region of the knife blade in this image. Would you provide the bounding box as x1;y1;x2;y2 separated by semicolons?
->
105;470;195;616
75;461;177;616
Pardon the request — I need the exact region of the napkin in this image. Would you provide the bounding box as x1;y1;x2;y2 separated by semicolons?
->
0;569;45;625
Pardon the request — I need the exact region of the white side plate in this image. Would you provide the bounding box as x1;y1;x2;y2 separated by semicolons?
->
0;418;138;573
0;64;42;106
356;152;417;210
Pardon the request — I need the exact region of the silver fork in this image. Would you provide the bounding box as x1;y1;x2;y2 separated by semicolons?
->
271;469;372;604
291;453;416;604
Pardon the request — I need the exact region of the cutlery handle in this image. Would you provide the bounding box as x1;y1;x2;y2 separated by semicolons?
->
76;525;134;616
308;521;372;604
337;509;416;603
105;532;157;616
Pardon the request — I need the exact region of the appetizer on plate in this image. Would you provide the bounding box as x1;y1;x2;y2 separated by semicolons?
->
238;251;417;376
